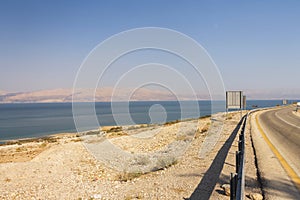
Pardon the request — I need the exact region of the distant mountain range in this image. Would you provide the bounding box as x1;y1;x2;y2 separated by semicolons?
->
0;88;299;103
0;88;203;103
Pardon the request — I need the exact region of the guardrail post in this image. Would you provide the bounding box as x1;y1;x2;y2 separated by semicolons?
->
238;140;242;152
230;172;237;200
236;151;240;173
239;134;243;141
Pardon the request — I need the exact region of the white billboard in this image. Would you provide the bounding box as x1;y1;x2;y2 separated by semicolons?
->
226;91;243;109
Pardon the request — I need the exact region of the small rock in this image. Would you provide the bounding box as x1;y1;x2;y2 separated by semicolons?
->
10;192;16;197
221;184;230;196
248;193;263;200
92;177;98;181
91;194;102;199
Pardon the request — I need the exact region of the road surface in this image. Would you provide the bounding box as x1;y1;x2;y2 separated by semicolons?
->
250;106;300;199
258;106;300;177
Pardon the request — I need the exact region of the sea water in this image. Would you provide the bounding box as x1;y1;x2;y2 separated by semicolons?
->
0;100;290;141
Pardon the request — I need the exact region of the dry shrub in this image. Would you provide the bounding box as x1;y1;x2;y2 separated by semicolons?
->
226;113;234;120
125;193;143;200
39;142;47;148
152;156;178;171
133;155;150;166
199;115;211;119
115;172;143;182
164;120;180;126
200;122;211;133
106;131;127;138
107;126;122;133
176;135;189;141
4;178;11;182
71;138;83;142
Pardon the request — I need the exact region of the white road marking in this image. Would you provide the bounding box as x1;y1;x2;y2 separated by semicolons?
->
275;111;300;129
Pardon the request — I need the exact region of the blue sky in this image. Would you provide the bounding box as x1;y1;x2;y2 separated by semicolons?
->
0;1;299;98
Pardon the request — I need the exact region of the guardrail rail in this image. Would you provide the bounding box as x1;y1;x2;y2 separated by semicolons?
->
230;114;248;200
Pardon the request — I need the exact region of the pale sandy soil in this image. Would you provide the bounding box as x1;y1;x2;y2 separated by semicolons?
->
0;112;261;199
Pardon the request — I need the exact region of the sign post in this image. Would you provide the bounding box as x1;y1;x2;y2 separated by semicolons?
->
243;95;247;110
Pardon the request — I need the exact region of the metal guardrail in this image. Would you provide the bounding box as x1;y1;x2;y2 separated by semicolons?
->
230;114;248;200
230;106;286;199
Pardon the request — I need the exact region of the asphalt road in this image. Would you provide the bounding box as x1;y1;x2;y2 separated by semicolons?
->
259;106;300;175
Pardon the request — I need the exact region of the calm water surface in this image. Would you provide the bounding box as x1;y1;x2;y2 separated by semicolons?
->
0;100;291;141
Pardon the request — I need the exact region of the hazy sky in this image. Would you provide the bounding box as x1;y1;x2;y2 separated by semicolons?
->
1;1;299;97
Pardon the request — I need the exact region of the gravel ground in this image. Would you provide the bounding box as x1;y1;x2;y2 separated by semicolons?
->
0;111;261;199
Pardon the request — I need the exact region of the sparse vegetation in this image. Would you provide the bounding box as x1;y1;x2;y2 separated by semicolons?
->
176;135;189;141
43;137;58;143
200;122;211;133
199;115;211;119
107;126;122;133
200;126;209;133
115;171;143;182
164;119;180;126
172;187;186;193
127;124;149;131
4;177;11;182
140;124;148;128
226;113;234;120
106;131;127;138
71;138;83;142
127;126;139;131
15;146;26;152
40;142;47;148
85;130;100;135
133;155;150;166
104;126;128;138
125;193;143;200
194;122;211;138
185;130;196;137
152;156;178;171
102;126;128;138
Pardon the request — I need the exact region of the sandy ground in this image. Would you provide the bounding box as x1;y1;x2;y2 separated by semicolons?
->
0;111;261;199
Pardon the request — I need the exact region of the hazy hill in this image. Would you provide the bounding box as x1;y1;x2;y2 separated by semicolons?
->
0;88;198;103
0;88;298;103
